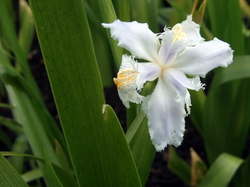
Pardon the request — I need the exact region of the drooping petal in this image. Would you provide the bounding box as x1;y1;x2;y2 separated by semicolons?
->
102;20;159;62
166;68;204;91
173;38;233;77
142;78;186;151
172;15;204;44
163;69;198;115
114;55;144;108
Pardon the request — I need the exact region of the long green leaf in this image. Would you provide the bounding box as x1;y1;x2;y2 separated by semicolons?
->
44;151;64;187
9;134;28;173
21;168;43;183
168;146;190;184
112;0;130;21
206;0;228;40
189;89;206;135
102;105;142;186
199;153;243;187
207;0;245;55
97;0;123;69
230;154;250;187
1;151;78;186
84;2;113;87
0;1;66;167
0;153;29;187
29;0;141;185
127;117;155;186
204;78;250;163
226;0;245;55
0;0;41;100
131;0;161;32
3;79;60;166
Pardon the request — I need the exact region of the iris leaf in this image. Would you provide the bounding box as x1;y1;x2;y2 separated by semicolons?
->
0;153;29;187
29;0;141;185
199;153;243;187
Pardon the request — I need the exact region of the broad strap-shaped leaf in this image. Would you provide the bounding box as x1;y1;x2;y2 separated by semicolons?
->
102;105;142;186
29;0;141;186
0;153;29;187
199;153;243;187
126;112;155;186
230;153;250;187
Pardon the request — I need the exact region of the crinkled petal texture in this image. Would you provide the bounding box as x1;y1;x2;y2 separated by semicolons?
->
114;55;144;108
114;55;161;108
102;20;159;62
142;78;186;151
174;38;234;77
103;16;234;152
173;15;204;44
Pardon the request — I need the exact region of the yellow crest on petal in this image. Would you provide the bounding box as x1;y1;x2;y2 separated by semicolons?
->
173;25;186;41
114;69;139;90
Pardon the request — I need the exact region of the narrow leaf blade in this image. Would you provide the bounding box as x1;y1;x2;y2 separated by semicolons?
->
0;153;29;187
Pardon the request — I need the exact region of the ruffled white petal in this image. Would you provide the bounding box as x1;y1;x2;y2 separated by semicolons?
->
172;15;204;44
102;20;159;62
114;55;144;108
173;38;234;77
142;78;186;151
104;16;234;152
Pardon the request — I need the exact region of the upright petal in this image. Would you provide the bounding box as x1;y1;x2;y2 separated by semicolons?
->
172;15;204;44
142;78;186;151
102;20;159;62
158;30;187;66
114;55;144;108
173;38;233;77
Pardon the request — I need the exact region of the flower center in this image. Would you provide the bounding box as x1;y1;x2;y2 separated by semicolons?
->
173;25;186;41
114;69;139;90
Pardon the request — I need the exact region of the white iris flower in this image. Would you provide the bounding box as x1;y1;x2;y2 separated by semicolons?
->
102;16;233;151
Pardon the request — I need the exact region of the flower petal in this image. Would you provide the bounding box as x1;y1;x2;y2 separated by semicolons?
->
166;68;204;91
173;38;233;77
142;78;186;151
158;30;187;66
114;55;144;108
102;20;159;62
137;62;161;88
163;69;197;115
172;15;204;44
